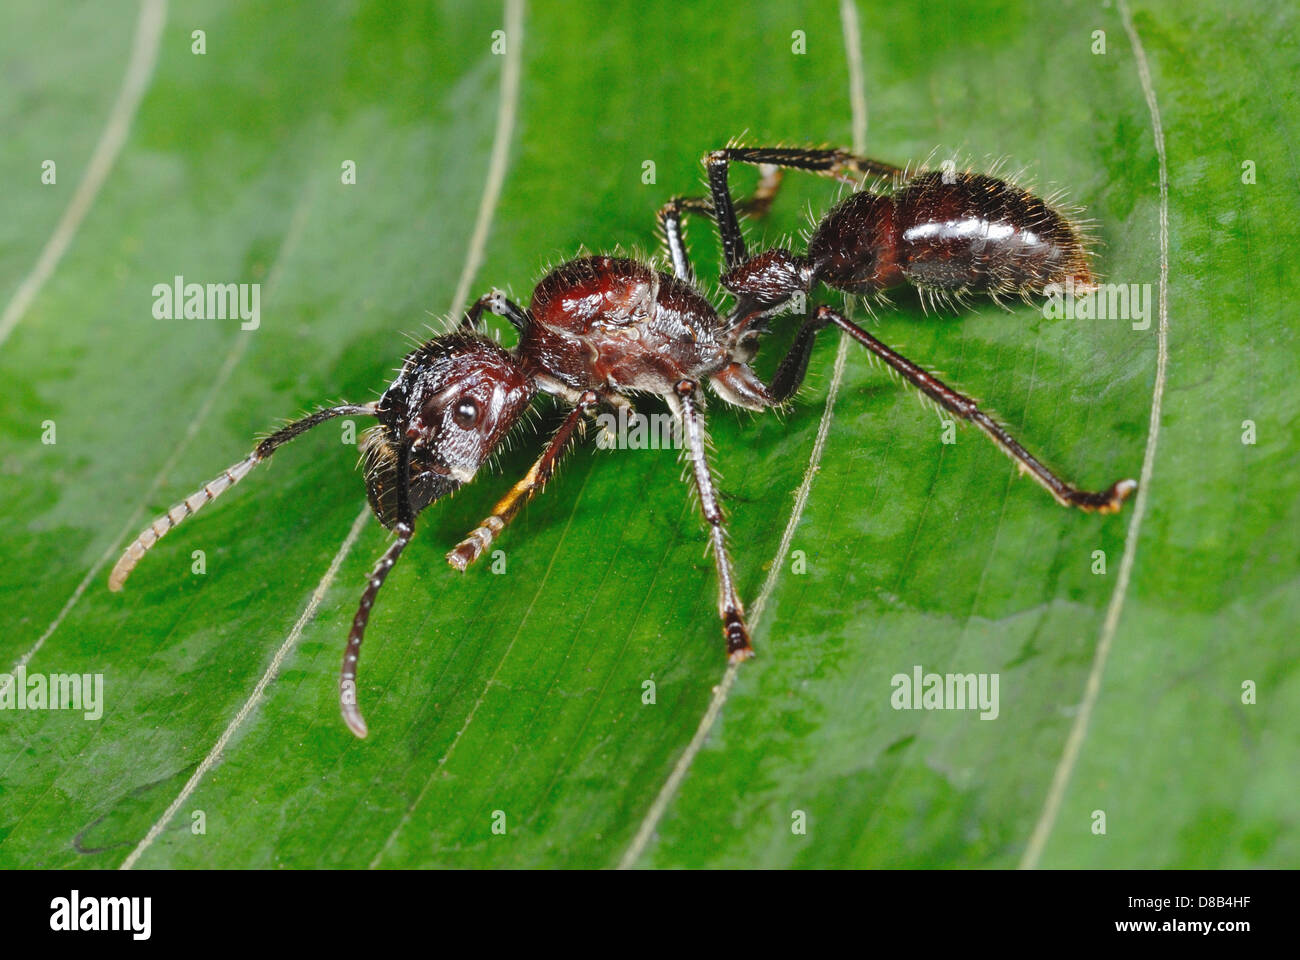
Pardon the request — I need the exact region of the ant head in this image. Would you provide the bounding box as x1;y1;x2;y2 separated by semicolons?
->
378;332;534;487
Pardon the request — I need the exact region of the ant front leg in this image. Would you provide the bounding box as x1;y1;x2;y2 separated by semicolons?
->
814;306;1137;513
672;380;753;662
447;390;600;571
460;290;530;334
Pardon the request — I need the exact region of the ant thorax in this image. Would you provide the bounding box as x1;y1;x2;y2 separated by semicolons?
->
519;255;733;398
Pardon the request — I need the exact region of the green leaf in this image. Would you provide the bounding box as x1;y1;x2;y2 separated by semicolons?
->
1;0;1294;869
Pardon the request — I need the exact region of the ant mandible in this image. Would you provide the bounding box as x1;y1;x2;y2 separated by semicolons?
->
109;142;1135;738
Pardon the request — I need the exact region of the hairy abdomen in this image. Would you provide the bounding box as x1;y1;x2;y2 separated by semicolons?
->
807;171;1093;301
894;171;1092;296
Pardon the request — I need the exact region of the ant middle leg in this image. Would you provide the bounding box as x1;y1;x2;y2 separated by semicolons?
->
811;306;1136;513
657;196;712;282
704;147;905;269
672;380;753;661
447;390;600;571
768;308;832;403
656;168;783;284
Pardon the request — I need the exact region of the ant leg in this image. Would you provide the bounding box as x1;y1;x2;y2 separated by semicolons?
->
704;146;904;270
714;146;903;186
704;152;749;269
815;305;1137;513
108;403;379;591
340;442;416;738
460;290;530;333
657;172;784;283
741;162;785;219
769;310;833;402
447;390;600;570
657;196;711;282
672;380;754;661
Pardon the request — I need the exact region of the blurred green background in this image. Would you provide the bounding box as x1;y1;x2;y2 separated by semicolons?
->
0;0;1295;868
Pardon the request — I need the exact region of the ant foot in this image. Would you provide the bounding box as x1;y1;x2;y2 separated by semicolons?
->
1070;478;1138;514
725;616;755;663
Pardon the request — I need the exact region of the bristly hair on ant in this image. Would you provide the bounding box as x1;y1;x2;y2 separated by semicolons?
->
110;142;1136;738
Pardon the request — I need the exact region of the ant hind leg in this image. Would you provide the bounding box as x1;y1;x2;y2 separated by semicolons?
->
713;146;903;186
814;305;1137;513
656;171;784;284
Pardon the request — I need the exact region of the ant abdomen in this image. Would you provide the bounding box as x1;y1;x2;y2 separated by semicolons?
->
805;192;900;295
806;169;1094;305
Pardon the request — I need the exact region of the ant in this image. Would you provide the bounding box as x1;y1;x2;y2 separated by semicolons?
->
109;143;1136;739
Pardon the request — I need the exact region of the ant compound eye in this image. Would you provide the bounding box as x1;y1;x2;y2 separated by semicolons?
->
452;398;480;429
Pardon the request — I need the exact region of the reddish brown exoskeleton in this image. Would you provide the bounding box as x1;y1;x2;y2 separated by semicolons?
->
109;144;1135;738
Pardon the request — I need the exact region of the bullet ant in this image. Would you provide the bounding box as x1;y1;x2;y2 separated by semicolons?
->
109;143;1135;738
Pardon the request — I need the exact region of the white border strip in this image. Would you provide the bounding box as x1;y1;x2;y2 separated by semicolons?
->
368;0;527;868
616;0;866;870
1;187;315;701
119;507;370;870
447;0;524;320
121;0;527;868
1019;0;1171;869
0;0;168;349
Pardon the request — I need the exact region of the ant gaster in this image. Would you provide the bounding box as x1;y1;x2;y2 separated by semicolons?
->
109;143;1136;738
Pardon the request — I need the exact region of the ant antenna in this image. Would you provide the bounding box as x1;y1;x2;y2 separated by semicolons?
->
340;439;416;738
108;403;379;592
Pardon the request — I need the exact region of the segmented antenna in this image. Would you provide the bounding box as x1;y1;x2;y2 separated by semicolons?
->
108;403;378;592
108;455;257;591
339;521;412;738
